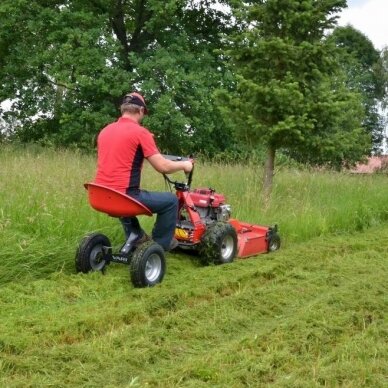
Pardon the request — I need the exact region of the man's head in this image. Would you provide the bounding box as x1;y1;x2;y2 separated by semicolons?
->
120;92;148;120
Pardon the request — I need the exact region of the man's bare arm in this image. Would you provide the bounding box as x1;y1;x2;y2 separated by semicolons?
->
147;153;193;174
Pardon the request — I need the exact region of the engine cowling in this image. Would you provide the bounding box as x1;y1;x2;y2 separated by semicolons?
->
190;188;231;222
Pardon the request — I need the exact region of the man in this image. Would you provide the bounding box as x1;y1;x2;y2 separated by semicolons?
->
94;92;193;251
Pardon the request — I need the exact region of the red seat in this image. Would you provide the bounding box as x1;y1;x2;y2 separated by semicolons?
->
84;183;152;217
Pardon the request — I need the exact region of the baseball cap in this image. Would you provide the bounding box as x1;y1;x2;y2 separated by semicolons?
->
122;92;148;114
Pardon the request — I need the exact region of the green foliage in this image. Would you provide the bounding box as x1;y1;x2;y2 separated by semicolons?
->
0;0;236;154
0;0;129;146
381;47;388;109
1;1;386;165
0;147;387;386
133;38;236;156
378;47;388;152
220;0;370;169
329;25;386;153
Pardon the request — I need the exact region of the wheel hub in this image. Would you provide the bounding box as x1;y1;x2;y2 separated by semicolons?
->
90;245;106;271
221;235;234;260
145;253;162;282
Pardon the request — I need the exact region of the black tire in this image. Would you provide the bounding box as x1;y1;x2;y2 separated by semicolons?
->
130;241;166;288
75;233;111;273
268;233;281;252
199;222;237;265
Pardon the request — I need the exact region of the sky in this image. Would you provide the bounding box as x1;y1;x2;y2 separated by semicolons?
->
338;0;388;50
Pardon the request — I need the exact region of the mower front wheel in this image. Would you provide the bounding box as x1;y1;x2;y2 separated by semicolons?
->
199;222;237;265
75;233;111;273
130;241;166;288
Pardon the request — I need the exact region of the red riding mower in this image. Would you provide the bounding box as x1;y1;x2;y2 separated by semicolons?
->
75;155;280;288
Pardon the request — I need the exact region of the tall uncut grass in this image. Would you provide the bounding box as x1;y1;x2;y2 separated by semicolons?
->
0;144;387;284
0;144;387;387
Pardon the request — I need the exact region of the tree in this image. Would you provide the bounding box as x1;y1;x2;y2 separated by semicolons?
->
220;0;370;197
329;25;386;154
0;0;129;147
0;0;236;154
382;47;388;109
379;47;388;153
132;0;237;156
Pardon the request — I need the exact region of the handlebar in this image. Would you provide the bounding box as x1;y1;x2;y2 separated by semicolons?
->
162;154;192;162
162;154;194;190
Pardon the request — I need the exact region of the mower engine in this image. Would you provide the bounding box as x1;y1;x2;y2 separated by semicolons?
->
190;188;231;223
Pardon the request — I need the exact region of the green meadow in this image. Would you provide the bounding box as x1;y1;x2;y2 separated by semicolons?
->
0;145;387;387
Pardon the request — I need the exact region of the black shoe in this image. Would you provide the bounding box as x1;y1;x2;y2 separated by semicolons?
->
134;233;151;247
168;238;179;251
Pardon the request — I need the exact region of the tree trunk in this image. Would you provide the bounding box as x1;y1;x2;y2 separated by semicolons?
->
110;0;131;71
262;145;275;201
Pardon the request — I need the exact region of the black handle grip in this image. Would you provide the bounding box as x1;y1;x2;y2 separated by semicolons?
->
186;164;194;187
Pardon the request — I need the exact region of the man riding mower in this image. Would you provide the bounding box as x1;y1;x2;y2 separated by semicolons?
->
75;156;280;288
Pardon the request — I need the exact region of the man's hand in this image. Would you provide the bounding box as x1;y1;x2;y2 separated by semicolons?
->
183;160;193;173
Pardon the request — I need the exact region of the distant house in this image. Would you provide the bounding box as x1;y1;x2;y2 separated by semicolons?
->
351;156;388;174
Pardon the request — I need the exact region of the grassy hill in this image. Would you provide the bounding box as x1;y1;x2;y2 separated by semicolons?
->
0;145;387;386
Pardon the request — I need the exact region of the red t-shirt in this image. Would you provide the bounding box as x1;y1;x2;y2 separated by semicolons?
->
94;117;159;193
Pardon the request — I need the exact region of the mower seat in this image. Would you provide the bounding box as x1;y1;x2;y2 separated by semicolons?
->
84;183;152;218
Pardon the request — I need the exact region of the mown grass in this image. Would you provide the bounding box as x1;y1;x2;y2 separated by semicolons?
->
0;144;387;386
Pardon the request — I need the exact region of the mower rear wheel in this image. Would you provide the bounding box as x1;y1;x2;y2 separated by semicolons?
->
268;233;281;252
75;233;111;273
130;241;166;288
199;222;237;265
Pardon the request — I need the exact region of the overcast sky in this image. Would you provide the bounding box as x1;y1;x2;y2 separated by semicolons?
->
338;0;387;50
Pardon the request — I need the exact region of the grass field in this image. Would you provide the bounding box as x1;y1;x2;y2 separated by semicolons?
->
0;145;387;386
